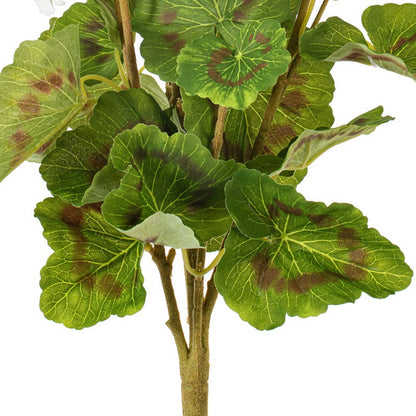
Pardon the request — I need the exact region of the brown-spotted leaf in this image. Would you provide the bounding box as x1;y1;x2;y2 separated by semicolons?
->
215;169;413;330
0;25;85;181
35;197;146;329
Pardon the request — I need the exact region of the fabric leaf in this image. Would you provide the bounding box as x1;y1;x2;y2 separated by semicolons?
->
223;59;334;161
40;88;175;206
52;0;120;81
275;106;393;174
102;124;243;248
177;20;291;110
300;5;416;81
214;169;413;330
132;0;290;81
0;25;85;182
35;197;146;329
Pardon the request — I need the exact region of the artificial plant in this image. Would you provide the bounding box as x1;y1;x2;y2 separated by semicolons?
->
0;1;414;415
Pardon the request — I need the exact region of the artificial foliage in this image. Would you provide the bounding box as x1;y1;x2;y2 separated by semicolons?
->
1;1;414;415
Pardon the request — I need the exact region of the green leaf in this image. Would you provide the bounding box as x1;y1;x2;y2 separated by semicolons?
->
182;92;216;149
245;155;307;187
177;20;290;110
0;25;84;182
102;124;243;248
35;197;146;329
300;5;416;81
40;88;175;206
223;59;334;161
52;0;120;81
275;106;393;174
132;0;290;81
214;169;412;330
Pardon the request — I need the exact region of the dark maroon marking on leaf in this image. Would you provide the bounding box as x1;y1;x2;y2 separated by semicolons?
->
255;33;270;45
134;147;147;164
150;149;169;164
85;19;105;32
349;248;368;266
10;130;32;150
288;271;339;294
176;155;206;181
35;138;55;155
96;54;112;64
88;153;108;171
160;10;177;25
372;54;408;71
186;187;214;213
30;79;52;94
80;38;103;57
68;71;76;86
281;90;308;113
341;49;369;64
343;264;366;281
126;207;143;226
353;117;369;126
308;213;334;227
288;71;307;86
47;72;63;90
251;251;282;291
18;94;41;115
338;228;360;249
61;205;84;227
207;47;268;86
162;33;186;54
73;260;90;276
275;200;303;216
233;0;256;22
391;33;416;53
136;179;143;192
96;274;123;298
267;202;280;219
248;33;254;42
145;235;159;243
115;120;140;136
261;45;273;54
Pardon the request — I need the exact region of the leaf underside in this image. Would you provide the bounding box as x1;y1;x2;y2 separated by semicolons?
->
0;25;84;181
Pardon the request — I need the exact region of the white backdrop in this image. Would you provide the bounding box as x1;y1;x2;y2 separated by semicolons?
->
0;1;415;415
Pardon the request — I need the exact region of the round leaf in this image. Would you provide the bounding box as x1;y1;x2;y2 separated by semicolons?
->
177;20;290;110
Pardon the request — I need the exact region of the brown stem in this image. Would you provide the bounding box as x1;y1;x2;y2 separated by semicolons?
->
250;0;313;159
311;0;330;28
150;245;188;361
211;105;228;159
115;0;140;88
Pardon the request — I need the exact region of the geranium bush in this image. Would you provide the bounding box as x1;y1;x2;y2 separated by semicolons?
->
0;1;415;415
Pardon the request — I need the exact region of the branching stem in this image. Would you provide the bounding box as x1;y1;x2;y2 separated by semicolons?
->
311;0;330;28
149;245;188;361
115;0;140;88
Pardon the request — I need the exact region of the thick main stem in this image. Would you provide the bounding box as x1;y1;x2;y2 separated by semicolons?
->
182;248;209;416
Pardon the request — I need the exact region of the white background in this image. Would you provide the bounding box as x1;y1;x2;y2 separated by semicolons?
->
0;1;415;415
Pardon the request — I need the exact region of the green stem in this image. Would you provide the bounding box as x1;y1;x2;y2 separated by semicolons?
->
80;75;122;100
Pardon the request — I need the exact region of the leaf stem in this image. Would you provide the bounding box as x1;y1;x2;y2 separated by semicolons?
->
311;0;330;28
149;245;189;360
80;75;122;99
211;105;228;159
182;248;225;277
115;0;140;88
114;48;129;87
